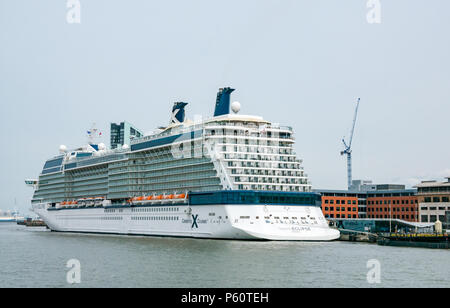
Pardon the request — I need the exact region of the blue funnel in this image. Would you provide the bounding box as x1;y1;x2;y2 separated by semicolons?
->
214;87;235;117
172;102;188;123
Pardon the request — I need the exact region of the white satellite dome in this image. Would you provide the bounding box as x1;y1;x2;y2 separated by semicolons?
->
59;145;67;153
122;144;130;150
231;101;241;113
98;143;106;151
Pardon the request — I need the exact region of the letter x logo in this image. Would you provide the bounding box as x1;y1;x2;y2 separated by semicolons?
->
171;109;181;123
191;214;199;229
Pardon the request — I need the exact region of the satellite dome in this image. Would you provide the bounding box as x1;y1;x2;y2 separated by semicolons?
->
231;101;241;113
98;143;106;151
59;145;67;153
122;144;130;150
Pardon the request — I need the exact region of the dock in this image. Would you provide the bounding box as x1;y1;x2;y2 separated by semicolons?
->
338;229;378;243
377;233;449;249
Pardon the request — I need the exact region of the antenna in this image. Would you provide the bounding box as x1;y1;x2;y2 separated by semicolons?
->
340;98;360;190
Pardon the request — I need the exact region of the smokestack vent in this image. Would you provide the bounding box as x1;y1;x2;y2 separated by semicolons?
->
214;87;235;117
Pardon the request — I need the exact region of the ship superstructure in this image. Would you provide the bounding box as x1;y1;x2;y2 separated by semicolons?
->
27;88;339;241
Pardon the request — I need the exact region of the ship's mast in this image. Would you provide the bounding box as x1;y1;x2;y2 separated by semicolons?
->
87;123;99;145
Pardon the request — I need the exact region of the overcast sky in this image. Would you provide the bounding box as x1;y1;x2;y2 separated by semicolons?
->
1;0;449;213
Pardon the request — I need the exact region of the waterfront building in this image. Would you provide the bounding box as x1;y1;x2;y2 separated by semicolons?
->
315;190;366;219
416;178;450;225
316;182;418;222
366;189;418;222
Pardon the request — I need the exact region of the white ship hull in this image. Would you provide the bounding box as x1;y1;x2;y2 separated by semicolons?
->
32;203;339;241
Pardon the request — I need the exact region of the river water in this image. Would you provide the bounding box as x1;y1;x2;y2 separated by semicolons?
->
0;223;448;288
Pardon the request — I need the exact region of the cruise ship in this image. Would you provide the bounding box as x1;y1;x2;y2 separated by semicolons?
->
26;88;339;241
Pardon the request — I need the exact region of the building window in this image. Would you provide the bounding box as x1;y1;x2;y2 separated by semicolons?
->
421;215;428;222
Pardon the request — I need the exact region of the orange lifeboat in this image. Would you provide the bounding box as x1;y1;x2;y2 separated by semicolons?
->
175;193;186;199
146;196;153;201
137;196;144;201
155;195;163;200
164;194;174;200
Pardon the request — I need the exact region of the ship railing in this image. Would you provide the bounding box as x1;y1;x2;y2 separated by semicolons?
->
131;121;294;145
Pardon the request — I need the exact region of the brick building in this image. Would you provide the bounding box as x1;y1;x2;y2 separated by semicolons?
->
316;182;418;222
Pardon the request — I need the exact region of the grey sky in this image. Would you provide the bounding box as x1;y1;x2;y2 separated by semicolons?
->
1;0;449;213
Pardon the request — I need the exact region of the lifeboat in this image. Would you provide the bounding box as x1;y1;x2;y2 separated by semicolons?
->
175;193;186;199
94;197;103;207
136;196;144;201
145;196;153;201
155;195;163;200
86;198;95;207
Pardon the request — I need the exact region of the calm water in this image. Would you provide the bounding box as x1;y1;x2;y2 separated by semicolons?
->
0;223;449;288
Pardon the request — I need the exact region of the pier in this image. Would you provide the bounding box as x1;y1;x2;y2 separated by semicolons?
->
338;229;378;243
377;233;449;249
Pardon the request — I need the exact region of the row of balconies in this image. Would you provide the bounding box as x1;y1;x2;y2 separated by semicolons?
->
233;177;309;185
230;169;304;177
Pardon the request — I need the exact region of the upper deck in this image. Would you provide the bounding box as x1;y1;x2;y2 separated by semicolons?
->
31;87;312;204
